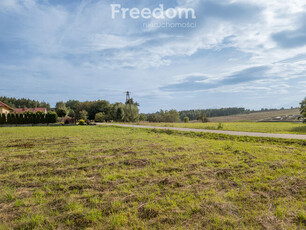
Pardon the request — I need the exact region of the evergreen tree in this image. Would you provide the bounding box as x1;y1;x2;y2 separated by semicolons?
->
16;113;22;124
7;113;12;124
46;112;57;124
24;112;33;124
33;113;39;124
55;102;68;117
116;108;124;121
13;113;17;124
15;113;19;124
300;97;306;123
0;96;50;110
0;113;5;124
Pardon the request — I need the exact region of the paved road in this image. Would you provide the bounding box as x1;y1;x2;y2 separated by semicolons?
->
97;123;306;140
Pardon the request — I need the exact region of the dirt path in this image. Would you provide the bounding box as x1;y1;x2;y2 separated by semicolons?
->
97;123;306;140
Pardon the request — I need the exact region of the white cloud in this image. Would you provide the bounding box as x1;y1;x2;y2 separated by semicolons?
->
1;0;306;111
0;0;21;12
88;34;147;50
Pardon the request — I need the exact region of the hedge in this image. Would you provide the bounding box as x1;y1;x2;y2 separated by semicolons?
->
0;113;6;124
0;112;57;125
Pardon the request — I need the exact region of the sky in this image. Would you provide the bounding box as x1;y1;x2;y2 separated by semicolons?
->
0;0;306;113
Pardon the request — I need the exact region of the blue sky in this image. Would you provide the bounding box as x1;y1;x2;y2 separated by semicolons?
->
0;0;305;112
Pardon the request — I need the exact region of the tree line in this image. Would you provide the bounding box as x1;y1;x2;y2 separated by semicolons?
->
2;96;305;124
146;110;180;123
0;96;51;110
144;108;247;122
55;100;140;122
0;112;57;125
143;106;302;123
179;108;248;120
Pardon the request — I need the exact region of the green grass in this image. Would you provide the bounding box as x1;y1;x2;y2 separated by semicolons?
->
0;126;305;229
135;122;306;134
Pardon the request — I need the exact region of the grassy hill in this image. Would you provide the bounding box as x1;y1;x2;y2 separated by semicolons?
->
207;109;300;122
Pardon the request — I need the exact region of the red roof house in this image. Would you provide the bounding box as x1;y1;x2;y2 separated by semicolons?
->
0;100;47;114
0;101;15;114
14;108;47;114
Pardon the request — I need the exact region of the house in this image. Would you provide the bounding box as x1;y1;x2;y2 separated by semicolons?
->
0;101;14;115
0;101;47;115
14;108;47;114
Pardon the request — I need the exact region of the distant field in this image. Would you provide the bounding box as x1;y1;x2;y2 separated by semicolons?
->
136;122;306;134
0;126;305;229
207;109;300;122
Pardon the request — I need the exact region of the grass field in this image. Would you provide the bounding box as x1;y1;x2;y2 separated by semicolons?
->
207;109;300;122
135;122;306;134
0;126;305;229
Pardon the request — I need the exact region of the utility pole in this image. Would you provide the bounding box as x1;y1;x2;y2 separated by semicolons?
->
124;91;134;122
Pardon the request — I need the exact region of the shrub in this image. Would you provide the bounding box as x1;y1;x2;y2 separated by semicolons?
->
24;111;34;124
300;97;306;123
55;102;68;117
33;113;39;124
78;119;86;125
79;110;88;121
64;117;74;124
95;112;107;122
68;109;75;118
56;108;67;117
139;114;147;121
7;113;13;124
0;112;57;125
116;108;124;121
147;110;180;123
12;113;17;124
35;111;44;124
198;114;209;123
183;117;189;123
0;113;6;124
217;123;223;130
41;113;46;124
21;114;26;124
15;113;20;124
46;112;57;124
19;113;25;124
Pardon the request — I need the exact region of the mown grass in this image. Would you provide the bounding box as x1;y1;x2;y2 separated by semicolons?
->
0;126;305;229
207;109;300;122
135;122;306;134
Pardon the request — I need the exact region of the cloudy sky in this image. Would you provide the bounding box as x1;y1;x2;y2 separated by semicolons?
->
0;0;306;112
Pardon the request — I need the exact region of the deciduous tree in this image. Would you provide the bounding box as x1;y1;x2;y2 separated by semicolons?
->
300;97;306;123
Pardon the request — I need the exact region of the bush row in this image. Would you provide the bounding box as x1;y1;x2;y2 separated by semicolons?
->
0;112;57;125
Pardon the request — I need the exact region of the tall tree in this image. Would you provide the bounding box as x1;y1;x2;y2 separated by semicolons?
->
300;97;306;123
66;100;81;111
55;102;68;117
79;110;88;121
0;96;50;110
